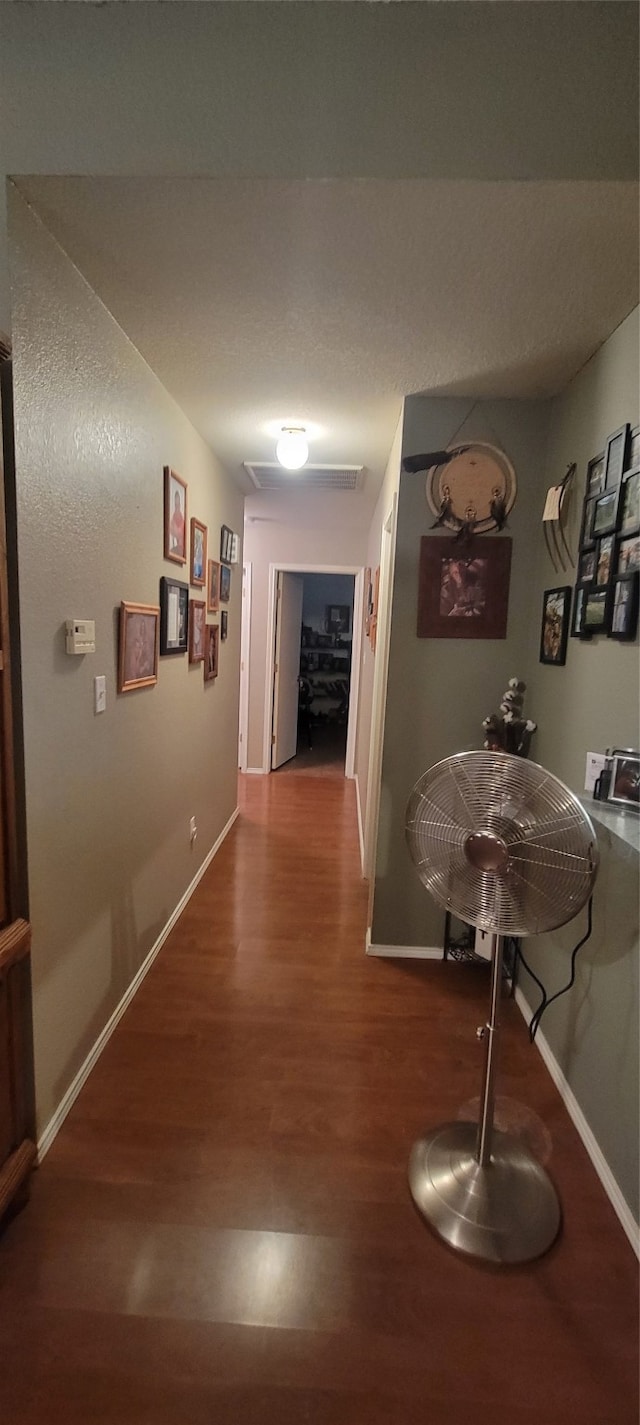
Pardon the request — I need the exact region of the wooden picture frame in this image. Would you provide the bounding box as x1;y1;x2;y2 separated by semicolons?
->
609;573;639;641
118;602;159;692
190;518;207;587
539;586;571;666
188;599;206;663
204;624;219;681
620;467;640;536
417;536;512;640
221;610;228;641
585;452;605;499
220;564;231;604
159;576;189;655
164;467;188;565
364;567;372;635
604;423;630;489
207;559;220;613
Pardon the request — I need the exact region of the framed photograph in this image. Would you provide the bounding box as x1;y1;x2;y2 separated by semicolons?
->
364;567;372;635
583;585;609;634
571;584;590;639
220;525;234;564
417;537;512;640
596;535;615;586
190;518;207;586
585;453;605;499
159;576;189;655
620;467;640;536
628;427;640;471
539;586;571;665
326;604;351;635
118;602;159;692
608;751;640;810
220;610;228;641
579;496;597;550
609;573;639;641
189;599;206;663
230;534;239;564
207;559;220;612
604;423;630;489
577;548;596;584
617;533;640;576
203;624;219;682
220;564;231;604
164;467;188;565
592;487;619;538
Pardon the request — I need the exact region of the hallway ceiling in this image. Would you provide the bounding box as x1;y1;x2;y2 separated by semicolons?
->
16;176;639;497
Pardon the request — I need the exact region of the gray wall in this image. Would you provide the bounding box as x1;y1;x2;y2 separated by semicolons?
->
9;188;244;1136
521;307;639;1220
372;397;549;948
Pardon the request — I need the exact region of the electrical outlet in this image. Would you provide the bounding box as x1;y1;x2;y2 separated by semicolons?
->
189;816;197;845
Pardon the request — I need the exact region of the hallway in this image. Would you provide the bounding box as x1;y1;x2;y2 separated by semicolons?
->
0;773;637;1424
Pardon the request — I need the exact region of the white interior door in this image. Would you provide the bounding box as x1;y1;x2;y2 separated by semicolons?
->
272;571;304;769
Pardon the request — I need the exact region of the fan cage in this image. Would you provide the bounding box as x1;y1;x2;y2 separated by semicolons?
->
406;750;598;938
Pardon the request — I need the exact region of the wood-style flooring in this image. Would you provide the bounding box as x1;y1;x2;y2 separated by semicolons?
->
0;772;637;1424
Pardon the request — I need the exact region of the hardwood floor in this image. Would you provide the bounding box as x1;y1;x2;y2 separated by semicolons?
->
0;772;637;1423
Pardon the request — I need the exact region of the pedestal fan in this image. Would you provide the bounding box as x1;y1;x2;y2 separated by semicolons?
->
405;750;598;1264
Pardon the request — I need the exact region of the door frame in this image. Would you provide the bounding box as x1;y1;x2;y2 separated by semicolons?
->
262;562;364;778
363;495;398;895
238;562;252;772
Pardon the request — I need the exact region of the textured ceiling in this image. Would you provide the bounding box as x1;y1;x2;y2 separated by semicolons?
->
16;177;639;497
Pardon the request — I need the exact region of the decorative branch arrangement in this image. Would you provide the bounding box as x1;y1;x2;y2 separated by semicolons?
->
541;463;575;573
482;678;536;758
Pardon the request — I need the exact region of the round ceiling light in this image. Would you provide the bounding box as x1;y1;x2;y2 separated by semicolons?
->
276;426;309;471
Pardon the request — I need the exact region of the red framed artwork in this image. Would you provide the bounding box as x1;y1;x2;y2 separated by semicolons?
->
417;536;512;639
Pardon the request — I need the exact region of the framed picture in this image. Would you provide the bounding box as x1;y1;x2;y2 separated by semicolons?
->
417;537;512;640
579;496;597;550
189;599;206;663
585;453;605;499
628;427;640;471
364;567;372;635
571;584;590;639
159;575;189;655
118;602;159;692
596;534;615;586
609;573;639;641
604;424;630;488
620;467;640;535
577;548;596;584
203;624;219;682
230;534;239;564
592;486;619;538
582;585;609;634
220;525;234;564
607;750;640;810
190;518;207;586
164;467;188;565
617;533;640;575
539;586;571;665
326;604;350;635
220;564;231;603
221;610;228;641
207;559;220;612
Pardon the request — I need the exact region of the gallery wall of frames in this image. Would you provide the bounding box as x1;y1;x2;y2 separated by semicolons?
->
572;422;640;644
117;465;237;694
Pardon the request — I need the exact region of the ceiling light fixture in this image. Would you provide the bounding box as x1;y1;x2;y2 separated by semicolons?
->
276;426;309;471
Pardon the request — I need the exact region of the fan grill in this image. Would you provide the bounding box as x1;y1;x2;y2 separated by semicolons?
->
406;751;598;937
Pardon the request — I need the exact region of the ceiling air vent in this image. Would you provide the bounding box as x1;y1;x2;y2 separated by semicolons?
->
244;462;364;493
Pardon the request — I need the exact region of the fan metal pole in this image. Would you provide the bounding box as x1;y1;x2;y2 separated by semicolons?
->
476;933;502;1167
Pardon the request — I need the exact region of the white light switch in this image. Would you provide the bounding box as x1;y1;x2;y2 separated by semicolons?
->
94;676;106;715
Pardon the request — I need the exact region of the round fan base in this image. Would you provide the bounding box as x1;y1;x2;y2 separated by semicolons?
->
409;1121;561;1264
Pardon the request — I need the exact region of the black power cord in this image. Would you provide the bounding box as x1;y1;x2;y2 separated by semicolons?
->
516;896;594;1042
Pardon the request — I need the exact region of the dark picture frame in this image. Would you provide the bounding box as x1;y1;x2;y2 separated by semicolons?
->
609;573;639;641
571;584;590;639
596;535;615;586
326;604;351;635
220;564;231;604
628;427;640;472
608;751;640;810
604;424;630;489
539;586;571;665
585;452;605;499
620;467;640;536
188;599;206;663
118;602;160;693
164;467;188;565
582;585;609;635
417;536;512;640
220;525;234;564
159;576;189;655
592;487;620;538
207;559;220;613
579;496;597;550
190;518;207;587
617;534;640;576
220;610;228;641
203;624;219;682
577;548;596;584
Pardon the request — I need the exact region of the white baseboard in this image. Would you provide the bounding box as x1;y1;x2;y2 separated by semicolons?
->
514;986;639;1257
244;766;267;775
355;773;365;876
37;805;240;1162
366;928;442;959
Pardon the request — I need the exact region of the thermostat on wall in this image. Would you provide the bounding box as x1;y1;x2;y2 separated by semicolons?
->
65;619;96;655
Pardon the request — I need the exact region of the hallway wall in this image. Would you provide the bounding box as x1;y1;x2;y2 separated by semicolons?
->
9;188;244;1137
